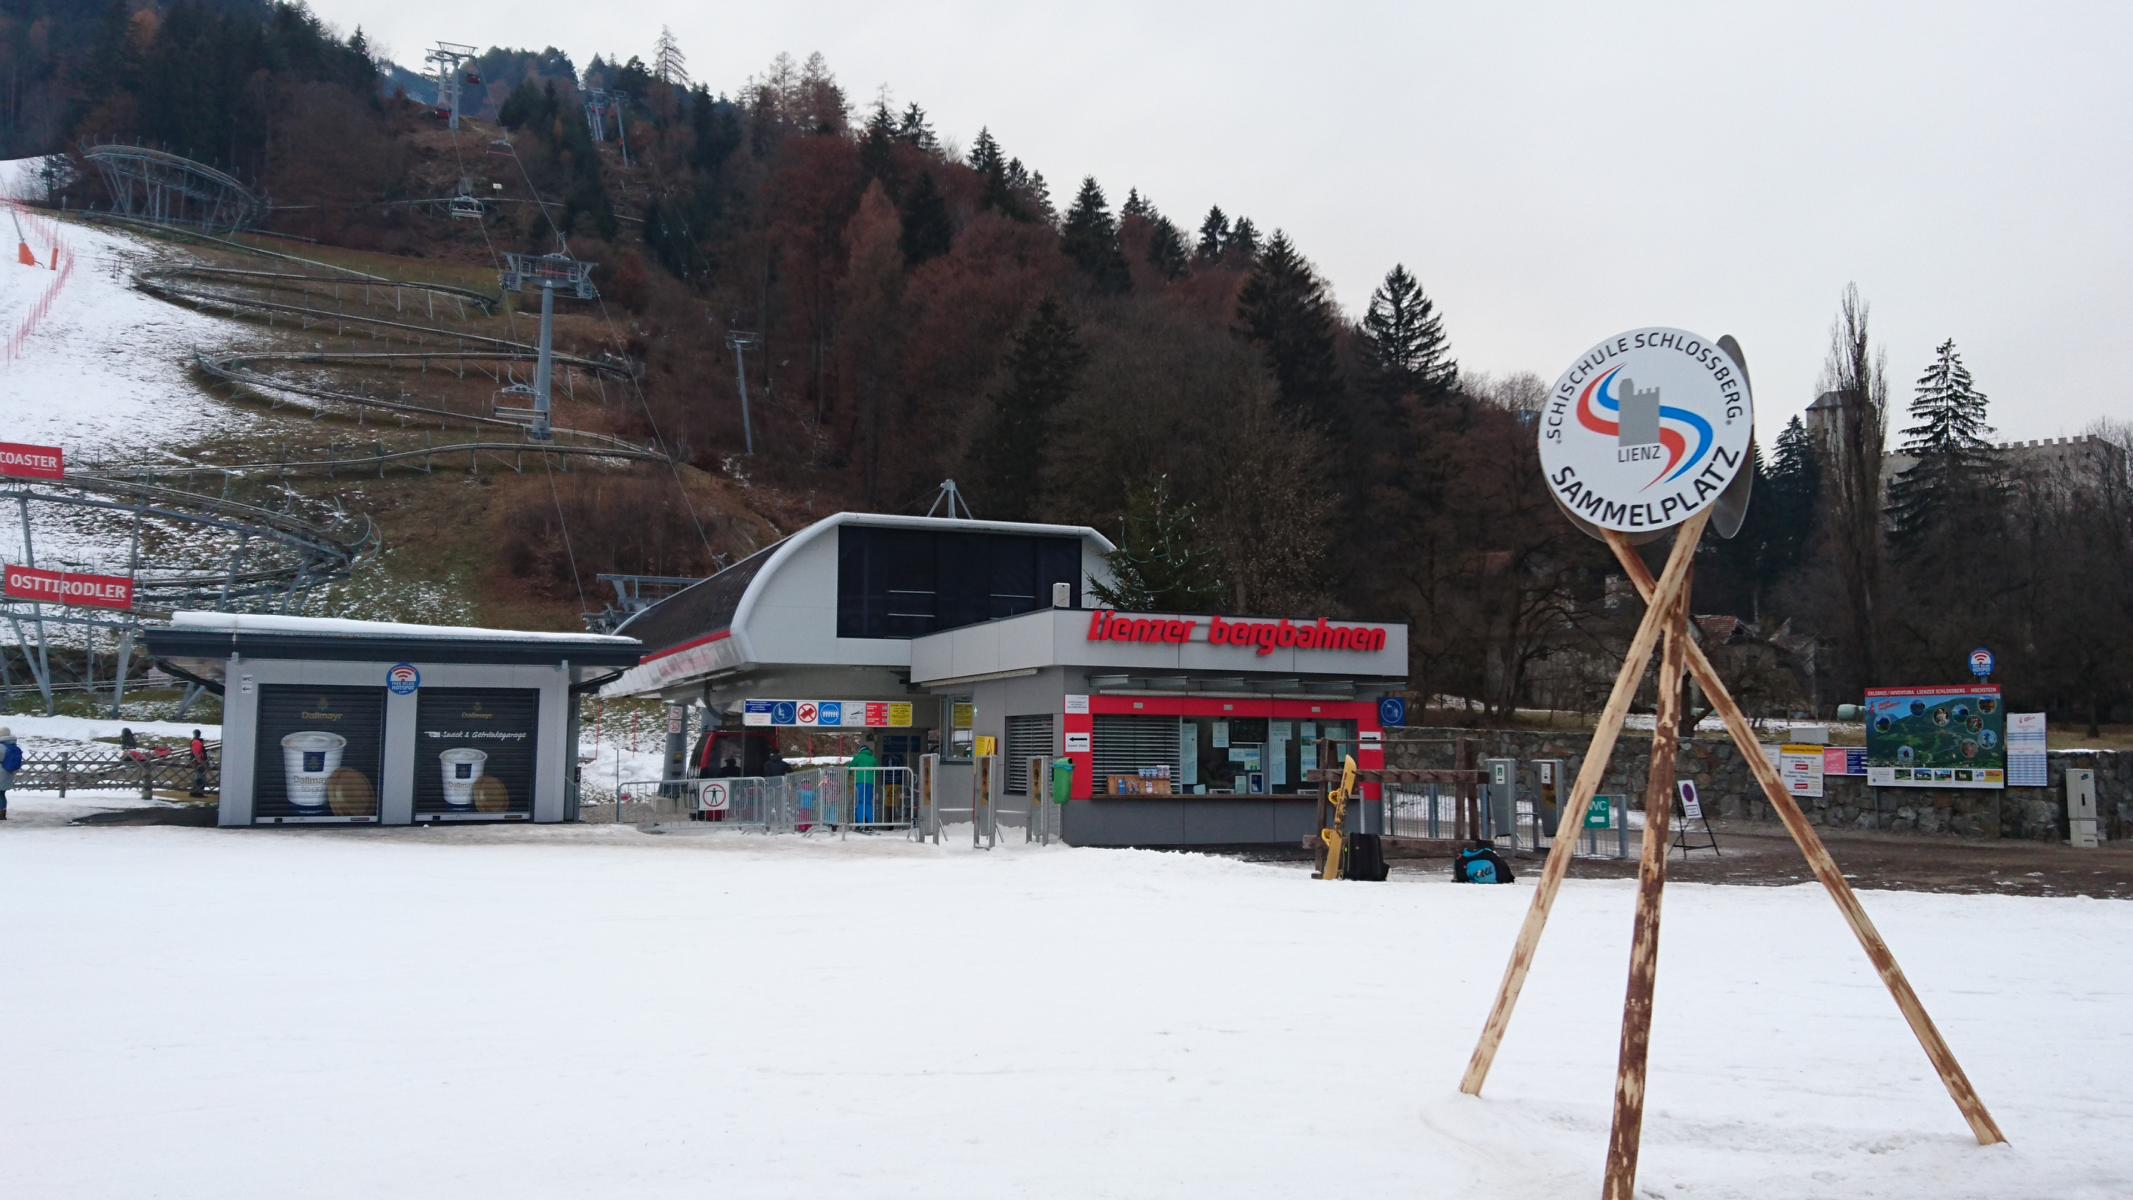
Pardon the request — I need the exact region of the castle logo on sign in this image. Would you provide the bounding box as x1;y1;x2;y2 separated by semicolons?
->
1540;327;1754;533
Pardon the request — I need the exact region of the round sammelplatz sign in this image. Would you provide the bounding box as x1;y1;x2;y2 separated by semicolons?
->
1540;327;1754;533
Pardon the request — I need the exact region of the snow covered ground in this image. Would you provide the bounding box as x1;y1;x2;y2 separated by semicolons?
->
1;825;2127;1199
0;159;270;575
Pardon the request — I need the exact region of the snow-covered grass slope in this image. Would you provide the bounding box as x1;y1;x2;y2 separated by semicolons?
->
0;827;2126;1199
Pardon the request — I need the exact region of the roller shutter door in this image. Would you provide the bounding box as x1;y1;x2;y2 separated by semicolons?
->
1092;715;1182;790
251;685;386;823
1003;715;1055;794
413;688;541;820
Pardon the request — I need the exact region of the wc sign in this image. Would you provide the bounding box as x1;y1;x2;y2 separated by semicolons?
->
386;663;422;695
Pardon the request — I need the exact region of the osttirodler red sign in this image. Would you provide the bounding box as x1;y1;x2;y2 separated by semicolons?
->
4;565;135;610
0;442;64;480
1540;327;1753;533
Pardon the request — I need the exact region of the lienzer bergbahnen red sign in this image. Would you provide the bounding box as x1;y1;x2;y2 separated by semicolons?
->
1087;611;1388;655
4;565;135;610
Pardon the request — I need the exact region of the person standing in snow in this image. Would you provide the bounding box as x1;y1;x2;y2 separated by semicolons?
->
188;729;209;798
0;727;19;820
848;743;879;826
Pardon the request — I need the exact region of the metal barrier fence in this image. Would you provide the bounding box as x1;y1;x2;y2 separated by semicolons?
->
1380;783;1631;859
17;750;218;798
613;765;926;841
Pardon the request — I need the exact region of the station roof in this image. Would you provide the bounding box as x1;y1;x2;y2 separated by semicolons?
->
144;612;643;679
615;512;1114;655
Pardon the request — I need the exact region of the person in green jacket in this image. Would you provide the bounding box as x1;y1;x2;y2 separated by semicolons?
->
849;743;879;825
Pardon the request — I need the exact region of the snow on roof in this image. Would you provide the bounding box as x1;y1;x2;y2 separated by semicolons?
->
169;611;637;645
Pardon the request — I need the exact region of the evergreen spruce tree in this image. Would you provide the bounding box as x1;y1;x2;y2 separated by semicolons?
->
1025;170;1055;223
967;297;1089;521
859;100;898;183
967;127;1003;175
966;127;1021;217
1887;338;1998;561
1147;216;1188;280
1766;414;1823;574
1235;231;1344;425
899;171;953;265
1227;216;1261;261
1089;476;1229;613
897;101;936;149
1358;264;1458;396
1195;206;1229;262
1059;177;1130;293
1121;188;1150;219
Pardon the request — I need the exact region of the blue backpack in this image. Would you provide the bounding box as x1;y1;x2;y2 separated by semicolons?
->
1463;855;1498;884
2;741;21;772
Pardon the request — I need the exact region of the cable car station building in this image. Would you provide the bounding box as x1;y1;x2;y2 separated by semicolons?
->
610;512;1408;847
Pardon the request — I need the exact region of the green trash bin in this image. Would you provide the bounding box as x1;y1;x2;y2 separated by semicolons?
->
1050;756;1074;805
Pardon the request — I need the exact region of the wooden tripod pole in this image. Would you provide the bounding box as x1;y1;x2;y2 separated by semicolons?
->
1609;537;2007;1146
1601;559;1691;1199
1460;511;1708;1096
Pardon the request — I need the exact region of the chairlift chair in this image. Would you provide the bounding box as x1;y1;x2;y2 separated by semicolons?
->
486;138;513;156
448;196;484;221
464;70;483;85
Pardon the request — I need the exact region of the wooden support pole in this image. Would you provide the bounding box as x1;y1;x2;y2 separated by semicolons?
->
1608;535;2006;1146
1601;561;1690;1199
1460;509;1708;1096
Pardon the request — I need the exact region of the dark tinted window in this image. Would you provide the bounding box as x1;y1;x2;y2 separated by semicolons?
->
838;526;1080;638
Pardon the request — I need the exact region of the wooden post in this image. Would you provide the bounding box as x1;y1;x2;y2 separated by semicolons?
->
1601;560;1690;1198
1461;510;1708;1096
1608;535;2006;1146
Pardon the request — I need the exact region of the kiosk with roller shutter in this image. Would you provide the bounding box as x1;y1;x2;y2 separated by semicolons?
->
145;612;641;826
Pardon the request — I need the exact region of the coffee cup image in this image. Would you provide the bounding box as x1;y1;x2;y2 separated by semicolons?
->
440;747;489;807
281;731;348;809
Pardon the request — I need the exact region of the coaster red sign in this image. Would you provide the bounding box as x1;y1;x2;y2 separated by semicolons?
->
0;442;64;481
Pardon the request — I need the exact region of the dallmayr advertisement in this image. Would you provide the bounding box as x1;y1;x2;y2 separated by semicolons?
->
252;686;385;820
1865;685;2006;789
413;688;540;818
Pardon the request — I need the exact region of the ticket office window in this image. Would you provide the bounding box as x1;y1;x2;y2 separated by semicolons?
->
1180;716;1358;795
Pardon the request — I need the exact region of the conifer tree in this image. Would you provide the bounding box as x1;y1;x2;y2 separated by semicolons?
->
899;170;953;265
1147;217;1188;280
1766;414;1823;574
1060;176;1130;293
967;297;1089;521
967;127;1003;175
897;101;936;148
1359;264;1457;395
1195;206;1229;262
1025;170;1055;223
1090;475;1229;613
1235;231;1343;425
858;100;897;184
1227;216;1260;261
966;127;1022;218
1121;188;1150;219
1887;338;1999;561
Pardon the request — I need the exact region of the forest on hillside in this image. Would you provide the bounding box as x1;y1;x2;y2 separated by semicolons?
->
5;2;2132;729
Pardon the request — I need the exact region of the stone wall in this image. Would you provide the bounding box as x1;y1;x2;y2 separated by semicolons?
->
1384;726;2130;842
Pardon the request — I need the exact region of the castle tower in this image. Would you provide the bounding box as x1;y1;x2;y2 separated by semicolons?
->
1615;375;1661;446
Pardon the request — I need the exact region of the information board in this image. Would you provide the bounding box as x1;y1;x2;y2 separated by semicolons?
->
1865;685;2005;789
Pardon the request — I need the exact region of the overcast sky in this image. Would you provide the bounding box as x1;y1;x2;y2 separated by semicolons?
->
329;0;2130;445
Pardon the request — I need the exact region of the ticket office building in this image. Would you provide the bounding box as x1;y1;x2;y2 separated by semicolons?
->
146;613;642;826
607;512;1405;847
909;607;1405;847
